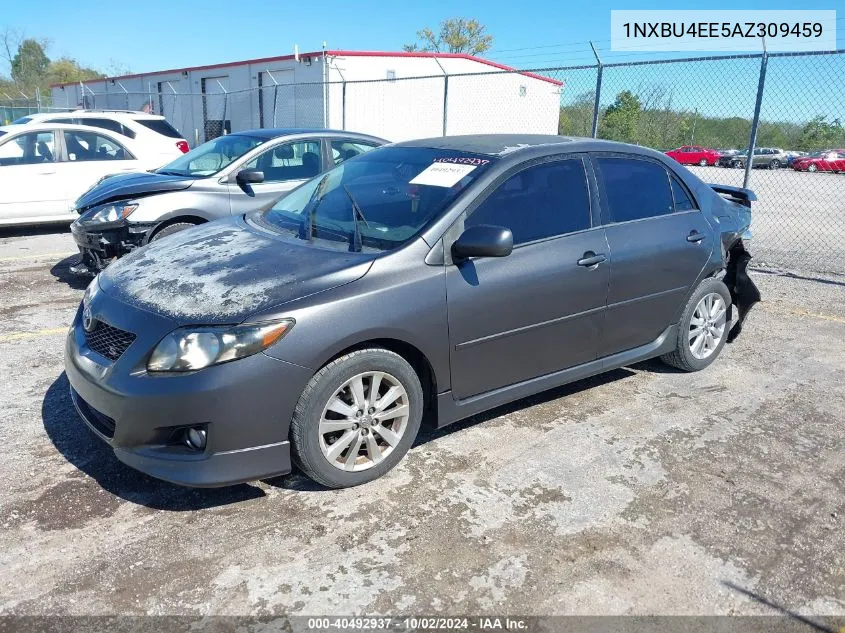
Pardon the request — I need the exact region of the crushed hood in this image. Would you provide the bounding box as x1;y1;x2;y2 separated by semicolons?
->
75;171;195;212
98;217;376;325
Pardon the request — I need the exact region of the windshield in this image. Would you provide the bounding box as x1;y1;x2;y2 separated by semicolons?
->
156;134;266;177
10;117;32;125
255;146;495;253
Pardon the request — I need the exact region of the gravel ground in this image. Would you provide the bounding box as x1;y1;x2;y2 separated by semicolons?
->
0;227;843;619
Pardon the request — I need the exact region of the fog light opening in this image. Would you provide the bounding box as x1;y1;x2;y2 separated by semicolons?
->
184;427;207;451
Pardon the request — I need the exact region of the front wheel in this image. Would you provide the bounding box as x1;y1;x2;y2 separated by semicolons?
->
769;159;781;170
290;348;424;488
807;164;818;173
733;161;744;169
661;277;732;372
699;158;709;167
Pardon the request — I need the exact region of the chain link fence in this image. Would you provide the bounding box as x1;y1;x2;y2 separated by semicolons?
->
2;50;844;274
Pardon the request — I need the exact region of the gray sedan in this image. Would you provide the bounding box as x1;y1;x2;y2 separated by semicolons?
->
65;135;760;489
69;128;387;273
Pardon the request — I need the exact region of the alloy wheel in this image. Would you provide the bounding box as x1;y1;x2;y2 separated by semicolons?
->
318;371;410;472
688;293;727;360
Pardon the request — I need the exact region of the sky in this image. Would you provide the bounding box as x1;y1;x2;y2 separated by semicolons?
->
1;0;841;76
1;0;842;121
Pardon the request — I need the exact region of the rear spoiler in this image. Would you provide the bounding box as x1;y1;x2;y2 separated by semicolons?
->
709;184;757;208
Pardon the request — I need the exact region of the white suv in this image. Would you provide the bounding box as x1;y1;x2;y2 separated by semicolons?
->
10;110;188;165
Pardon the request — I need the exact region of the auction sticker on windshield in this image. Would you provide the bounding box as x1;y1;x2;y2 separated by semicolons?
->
410;162;477;188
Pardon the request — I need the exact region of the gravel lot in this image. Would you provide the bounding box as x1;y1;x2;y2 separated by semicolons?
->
687;165;845;275
0;227;843;619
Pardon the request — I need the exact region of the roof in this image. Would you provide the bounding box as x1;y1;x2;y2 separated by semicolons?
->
396;134;575;156
50;50;563;88
232;128;387;141
394;134;650;157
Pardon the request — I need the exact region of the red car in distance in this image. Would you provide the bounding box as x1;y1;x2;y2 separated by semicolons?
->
791;150;845;173
665;145;722;166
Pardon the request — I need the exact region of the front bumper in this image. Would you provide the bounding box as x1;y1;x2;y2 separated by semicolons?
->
70;219;154;273
63;295;313;487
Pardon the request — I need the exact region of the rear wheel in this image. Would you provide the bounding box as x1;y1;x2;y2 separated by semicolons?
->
661;277;731;372
151;222;199;242
290;348;424;488
734;160;744;169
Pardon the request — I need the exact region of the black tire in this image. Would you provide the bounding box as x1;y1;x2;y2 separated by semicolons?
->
290;348;424;488
660;277;732;372
151;222;199;242
699;158;708;167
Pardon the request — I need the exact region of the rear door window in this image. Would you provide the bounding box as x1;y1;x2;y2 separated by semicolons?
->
135;119;183;139
330;139;381;165
82;118;136;139
63;130;134;161
595;156;674;223
670;177;696;212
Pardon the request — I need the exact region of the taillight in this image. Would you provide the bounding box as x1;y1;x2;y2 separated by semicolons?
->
176;140;189;154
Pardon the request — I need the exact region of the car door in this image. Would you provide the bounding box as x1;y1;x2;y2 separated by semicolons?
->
59;129;142;209
0;130;68;222
593;154;712;357
228;138;323;215
445;155;609;401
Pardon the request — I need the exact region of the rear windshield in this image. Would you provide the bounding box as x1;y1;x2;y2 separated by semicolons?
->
135;119;183;138
11;117;32;124
0;130;6;138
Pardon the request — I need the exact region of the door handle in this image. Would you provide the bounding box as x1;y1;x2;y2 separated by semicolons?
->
577;252;607;267
37;169;56;175
687;231;706;243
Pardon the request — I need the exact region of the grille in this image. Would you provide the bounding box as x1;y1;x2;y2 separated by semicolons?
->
71;389;116;439
84;320;136;361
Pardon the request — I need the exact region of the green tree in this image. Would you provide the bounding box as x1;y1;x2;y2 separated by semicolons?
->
404;18;493;55
46;57;104;85
601;90;641;143
10;38;49;88
559;90;595;136
798;115;843;151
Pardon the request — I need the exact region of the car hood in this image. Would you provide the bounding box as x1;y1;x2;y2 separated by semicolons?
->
75;171;196;212
97;217;377;326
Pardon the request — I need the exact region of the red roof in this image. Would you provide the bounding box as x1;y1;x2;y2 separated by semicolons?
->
50;50;563;88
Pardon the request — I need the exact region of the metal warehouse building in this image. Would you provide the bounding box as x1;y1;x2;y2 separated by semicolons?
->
50;50;563;145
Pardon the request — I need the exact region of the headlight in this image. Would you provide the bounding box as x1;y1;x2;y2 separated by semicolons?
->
82;277;100;307
82;201;139;224
147;319;295;372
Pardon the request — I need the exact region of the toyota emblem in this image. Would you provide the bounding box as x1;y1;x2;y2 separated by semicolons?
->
82;305;96;332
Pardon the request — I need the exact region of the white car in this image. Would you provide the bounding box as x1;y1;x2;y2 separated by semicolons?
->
9;110;188;165
0;123;170;227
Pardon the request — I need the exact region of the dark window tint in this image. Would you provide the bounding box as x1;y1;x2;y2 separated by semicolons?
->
11;116;32;124
467;159;591;245
50;117;74;125
135;118;183;138
596;157;674;223
244;140;322;182
83;118;136;139
670;177;696;211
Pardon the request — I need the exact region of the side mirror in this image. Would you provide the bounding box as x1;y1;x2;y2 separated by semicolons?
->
236;168;264;184
452;225;513;260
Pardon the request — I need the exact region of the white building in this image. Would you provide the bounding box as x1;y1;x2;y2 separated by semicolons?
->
50;50;563;145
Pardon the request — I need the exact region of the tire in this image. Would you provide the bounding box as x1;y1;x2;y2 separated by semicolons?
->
151;222;199;242
769;159;780;169
699;158;708;167
660;277;732;372
734;161;744;169
807;164;818;173
290;348;424;488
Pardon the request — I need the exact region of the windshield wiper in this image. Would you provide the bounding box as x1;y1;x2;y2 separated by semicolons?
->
156;169;188;176
343;185;370;252
300;174;331;242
